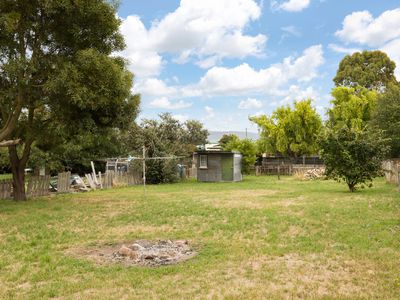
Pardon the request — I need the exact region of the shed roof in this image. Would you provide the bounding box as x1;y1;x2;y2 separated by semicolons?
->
194;150;241;155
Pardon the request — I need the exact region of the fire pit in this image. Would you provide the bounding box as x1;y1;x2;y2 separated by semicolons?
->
112;239;196;266
70;239;197;267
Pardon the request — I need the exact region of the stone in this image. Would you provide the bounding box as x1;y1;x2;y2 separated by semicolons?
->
130;243;144;251
118;245;132;257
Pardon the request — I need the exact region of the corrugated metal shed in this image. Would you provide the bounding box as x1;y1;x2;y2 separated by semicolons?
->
194;151;242;182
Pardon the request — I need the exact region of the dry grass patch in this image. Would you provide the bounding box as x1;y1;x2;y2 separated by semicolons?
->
192;189;278;209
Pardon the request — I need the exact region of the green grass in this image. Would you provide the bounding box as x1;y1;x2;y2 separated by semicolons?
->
0;173;11;180
0;176;399;299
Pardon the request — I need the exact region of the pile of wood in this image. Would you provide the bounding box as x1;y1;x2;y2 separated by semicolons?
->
295;168;325;180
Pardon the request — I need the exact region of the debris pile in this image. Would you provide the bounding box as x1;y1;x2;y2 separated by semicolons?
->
303;168;325;180
112;240;196;267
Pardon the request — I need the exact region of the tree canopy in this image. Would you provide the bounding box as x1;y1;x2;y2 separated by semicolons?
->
327;86;378;130
122;113;208;184
0;0;140;200
318;126;389;192
223;136;257;174
371;84;400;158
251;99;322;157
333;50;397;91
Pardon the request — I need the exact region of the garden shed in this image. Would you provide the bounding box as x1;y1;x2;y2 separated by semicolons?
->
195;150;242;182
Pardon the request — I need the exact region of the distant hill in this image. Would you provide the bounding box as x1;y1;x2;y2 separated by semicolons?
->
208;131;259;143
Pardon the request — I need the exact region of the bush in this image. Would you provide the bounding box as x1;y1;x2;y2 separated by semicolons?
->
318;126;389;192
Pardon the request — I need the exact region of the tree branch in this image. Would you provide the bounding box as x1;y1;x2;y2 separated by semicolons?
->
0;139;22;147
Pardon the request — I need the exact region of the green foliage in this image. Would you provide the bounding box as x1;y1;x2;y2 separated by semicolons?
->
0;148;10;173
251;99;322;157
327;86;378;130
318;126;389;192
182;120;209;151
0;0;140;199
123;113;208;184
218;134;238;148
224;138;257;174
333;50;397;91
371;84;400;158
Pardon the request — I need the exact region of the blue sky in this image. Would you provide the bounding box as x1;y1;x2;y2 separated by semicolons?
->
117;0;400;132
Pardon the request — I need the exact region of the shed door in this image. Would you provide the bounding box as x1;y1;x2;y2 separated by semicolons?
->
221;155;233;181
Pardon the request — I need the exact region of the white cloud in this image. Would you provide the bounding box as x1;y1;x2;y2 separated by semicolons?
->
335;9;400;47
328;44;361;55
120;15;164;77
281;85;319;104
120;0;267;78
382;38;400;79
149;97;192;110
281;26;302;37
335;8;400;79
272;0;311;12
136;78;178;97
238;98;263;109
136;46;324;100
197;45;324;95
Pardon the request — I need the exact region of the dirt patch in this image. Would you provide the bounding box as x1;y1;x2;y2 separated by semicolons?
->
68;240;197;267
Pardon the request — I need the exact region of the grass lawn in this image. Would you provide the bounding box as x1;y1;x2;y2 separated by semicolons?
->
0;176;399;299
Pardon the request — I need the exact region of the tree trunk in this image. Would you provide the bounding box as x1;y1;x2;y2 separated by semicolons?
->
8;145;27;201
347;182;356;193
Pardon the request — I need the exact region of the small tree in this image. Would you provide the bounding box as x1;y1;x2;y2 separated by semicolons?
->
251;99;322;157
218;134;238;148
318;126;389;192
327;86;378;130
224;138;257;174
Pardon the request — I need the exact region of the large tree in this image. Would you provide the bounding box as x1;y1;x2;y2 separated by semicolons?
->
327;86;378;130
251;99;322;157
371;84;400;158
0;0;140;200
333;50;397;91
123;113;208;184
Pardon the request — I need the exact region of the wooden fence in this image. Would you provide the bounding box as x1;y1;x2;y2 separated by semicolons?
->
57;172;71;193
382;160;400;186
26;175;51;197
0;179;12;200
102;171;143;189
255;164;325;176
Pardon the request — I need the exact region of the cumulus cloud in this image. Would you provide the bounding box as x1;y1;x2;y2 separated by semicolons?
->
136;78;178;97
198;45;324;95
335;8;400;79
120;0;266;77
238;98;263;109
136;45;324;101
281;85;319;104
149;97;192;109
272;0;311;12
120;16;164;77
335;9;400;47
